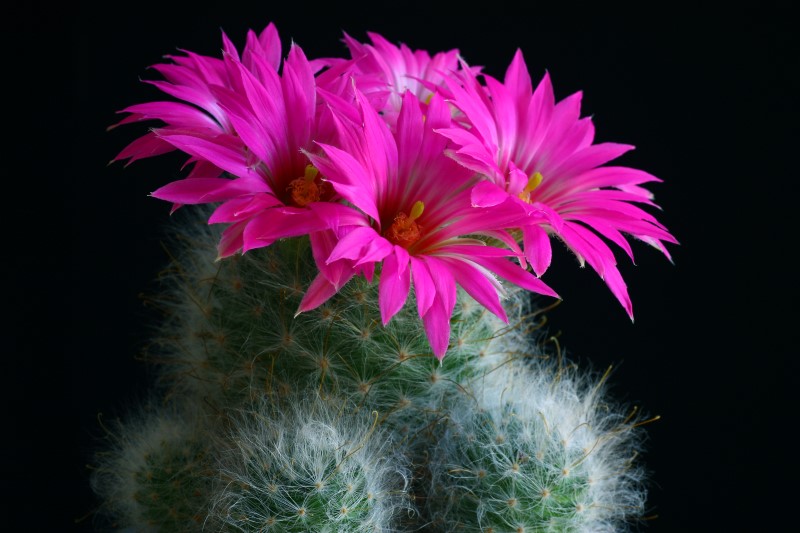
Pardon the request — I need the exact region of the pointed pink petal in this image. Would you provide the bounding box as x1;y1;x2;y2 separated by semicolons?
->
574;216;636;262
142;80;221;123
437;127;502;180
151;177;269;204
511;72;554;162
228;58;288;150
326;227;392;265
310;230;357;290
258;23;282;70
208;194;282;223
478;230;525;263
638;235;674;262
471;255;559;299
395;91;424;180
522;225;553;277
156;133;254;178
421;296;451;360
379;246;411;325
354;87;398;189
444;75;497;149
432;200;530;241
282;44;316;149
220;30;240;61
432;243;519;258
296;273;339;314
528;201;565;232
410;256;435;317
114;101;219;130
242;23;281;72
421;256;457;322
557;220;618;281
470;181;511;208
564;166;662;197
484;75;517;164
212;84;281;166
441;257;507;322
506;162;529;196
217;220;247;258
555;191;663;219
504;49;533;107
307;202;370;230
112;132;175;164
549;143;635;179
601;263;632;319
306;146;381;223
186;159;224;179
242;208;327;252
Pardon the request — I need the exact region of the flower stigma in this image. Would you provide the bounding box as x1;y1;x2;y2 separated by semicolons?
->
518;171;543;203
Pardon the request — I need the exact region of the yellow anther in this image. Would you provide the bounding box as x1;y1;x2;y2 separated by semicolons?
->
409;200;425;221
518;172;544;203
304;164;319;181
524;172;543;194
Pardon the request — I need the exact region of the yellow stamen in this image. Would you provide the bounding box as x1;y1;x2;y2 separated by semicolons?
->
519;171;543;203
524;172;543;193
304;164;319;182
409;200;425;221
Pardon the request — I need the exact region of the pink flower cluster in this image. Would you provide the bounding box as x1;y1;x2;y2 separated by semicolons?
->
112;23;677;358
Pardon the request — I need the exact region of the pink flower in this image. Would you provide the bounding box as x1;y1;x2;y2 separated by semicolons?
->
300;87;558;358
331;31;469;125
438;50;678;318
111;23;345;258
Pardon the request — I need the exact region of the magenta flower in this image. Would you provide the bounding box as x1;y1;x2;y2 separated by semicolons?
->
438;50;678;318
299;87;558;358
331;31;468;125
111;23;345;258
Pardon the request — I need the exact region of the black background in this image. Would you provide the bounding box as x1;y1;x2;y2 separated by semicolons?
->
7;2;797;531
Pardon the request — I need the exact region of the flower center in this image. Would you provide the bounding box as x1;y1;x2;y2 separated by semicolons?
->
385;201;424;248
287;165;323;207
518;171;543;203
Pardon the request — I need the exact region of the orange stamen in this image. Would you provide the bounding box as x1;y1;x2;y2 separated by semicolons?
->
385;201;424;248
287;165;321;207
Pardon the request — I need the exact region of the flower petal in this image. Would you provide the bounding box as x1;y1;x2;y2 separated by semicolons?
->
242;208;327;251
326;226;392;265
217;220;247;258
471;255;559;299
470;181;510;208
208;194;282;223
156;133;254;179
410;256;435;317
379;246;411;325
441;257;507;323
307;146;381;224
296;273;338;314
522;224;553;277
307;202;370;230
151;177;269;204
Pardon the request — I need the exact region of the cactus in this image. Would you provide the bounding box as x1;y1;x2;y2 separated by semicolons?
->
207;391;412;532
92;21;675;532
90;401;214;531
89;210;652;531
427;353;649;532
